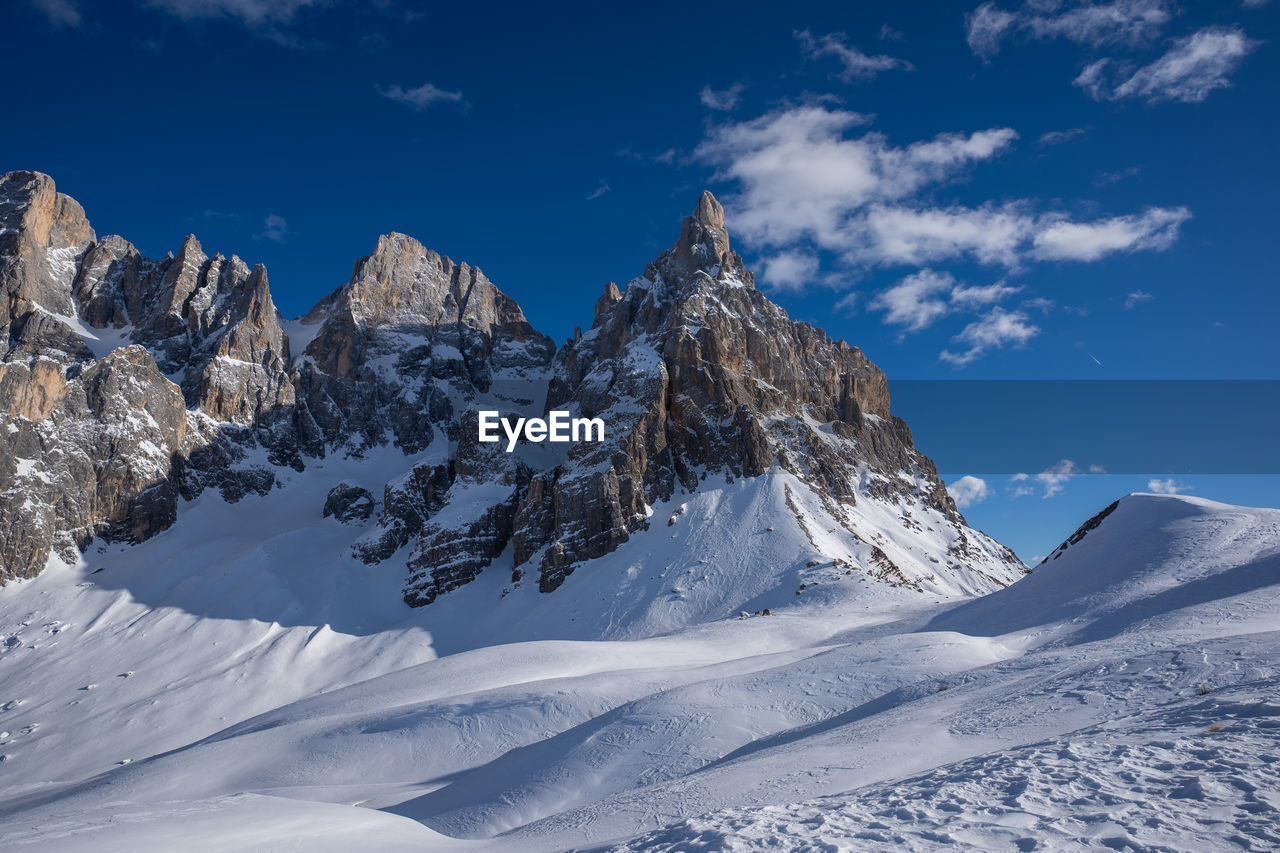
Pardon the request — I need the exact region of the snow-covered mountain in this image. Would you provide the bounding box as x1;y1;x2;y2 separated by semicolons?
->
0;488;1276;851
0;170;1021;604
1;171;1277;851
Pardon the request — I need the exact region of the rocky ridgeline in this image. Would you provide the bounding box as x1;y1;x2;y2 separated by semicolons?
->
0;170;1020;600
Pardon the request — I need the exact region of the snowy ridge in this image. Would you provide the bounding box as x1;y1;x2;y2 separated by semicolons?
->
0;493;1276;851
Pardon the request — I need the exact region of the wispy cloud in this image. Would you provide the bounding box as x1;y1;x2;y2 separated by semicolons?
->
760;250;820;292
1094;165;1142;186
1039;126;1090;146
379;82;465;111
870;270;1022;334
940;307;1039;366
949;475;992;509
32;0;81;27
966;0;1174;60
587;180;611;201
1009;472;1035;498
1147;477;1190;494
872;270;956;332
795;29;913;82
257;213;288;242
143;0;322;25
695;106;1013;256
1075;26;1259;104
1036;459;1080;498
879;24;904;41
1124;289;1155;308
1032;207;1189;262
694;104;1191;308
142;0;332;43
617;145;679;165
700;83;746;111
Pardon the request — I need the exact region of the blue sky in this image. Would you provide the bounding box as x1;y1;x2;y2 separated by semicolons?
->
5;0;1277;556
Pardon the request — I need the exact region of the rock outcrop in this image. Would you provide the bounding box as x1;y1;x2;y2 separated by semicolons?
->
1;172;293;580
293;232;555;454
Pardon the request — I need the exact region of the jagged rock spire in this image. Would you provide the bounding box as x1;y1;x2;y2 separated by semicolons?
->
654;190;752;287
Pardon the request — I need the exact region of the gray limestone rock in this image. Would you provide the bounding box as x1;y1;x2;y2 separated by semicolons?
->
324;482;377;524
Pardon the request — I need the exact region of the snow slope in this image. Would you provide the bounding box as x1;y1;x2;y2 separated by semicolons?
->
0;493;1277;851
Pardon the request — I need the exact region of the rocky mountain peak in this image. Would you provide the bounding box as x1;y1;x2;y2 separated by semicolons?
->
695;189;725;229
508;190;1021;596
2;174;1020;610
654;190;751;288
1;171;95;322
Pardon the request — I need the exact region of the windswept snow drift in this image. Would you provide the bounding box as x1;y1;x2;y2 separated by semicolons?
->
0;492;1277;851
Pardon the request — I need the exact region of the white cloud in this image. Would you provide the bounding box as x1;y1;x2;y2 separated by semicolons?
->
870;270;1022;333
32;0;80;26
966;0;1174;59
795;29;913;82
1147;478;1190;494
1076;27;1259;104
379;82;465;111
1036;459;1080;498
257;213;288;242
1032;207;1190;261
949;475;992;509
872;270;955;332
940;307;1039;366
760;251;820;292
1074;58;1112;99
1124;289;1155;308
1094;165;1141;186
1009;472;1035;498
694;106;1015;252
834;292;859;315
700;83;746;111
965;3;1017;59
857;203;1031;267
587;181;610;201
695;106;1189;279
1038;126;1090;146
951;280;1023;308
879;24;904;41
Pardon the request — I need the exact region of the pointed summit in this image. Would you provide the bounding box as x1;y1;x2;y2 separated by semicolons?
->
656;190;751;287
694;189;725;229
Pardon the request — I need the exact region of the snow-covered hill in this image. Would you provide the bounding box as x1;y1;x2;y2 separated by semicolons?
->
0;492;1276;851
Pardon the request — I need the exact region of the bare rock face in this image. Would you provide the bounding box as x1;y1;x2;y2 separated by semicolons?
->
0;345;187;577
324;482;376;524
0;172;295;580
353;462;455;564
69;229;299;458
293;232;556;454
506;191;980;592
1;171;94;322
402;409;532;605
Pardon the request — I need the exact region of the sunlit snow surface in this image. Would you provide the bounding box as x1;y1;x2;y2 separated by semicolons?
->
0;486;1277;852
